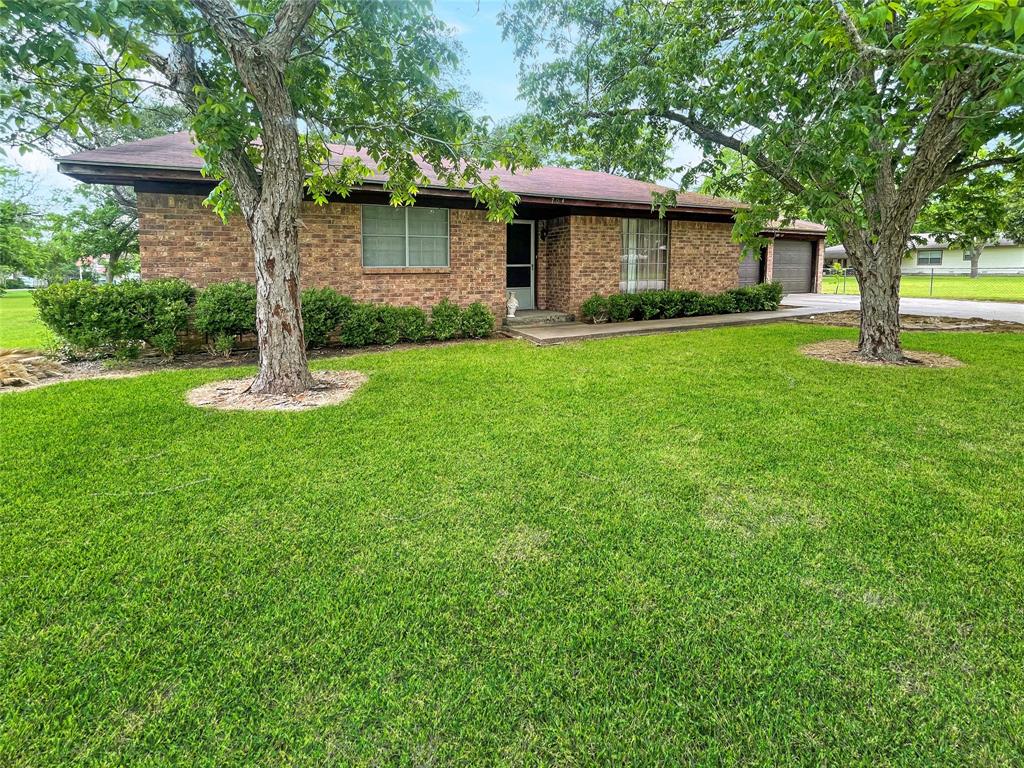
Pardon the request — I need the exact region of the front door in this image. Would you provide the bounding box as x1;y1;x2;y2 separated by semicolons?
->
506;220;535;310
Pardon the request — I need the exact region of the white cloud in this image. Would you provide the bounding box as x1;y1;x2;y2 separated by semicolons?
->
1;147;80;207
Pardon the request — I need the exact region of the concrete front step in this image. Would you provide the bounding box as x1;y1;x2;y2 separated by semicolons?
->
504;310;574;327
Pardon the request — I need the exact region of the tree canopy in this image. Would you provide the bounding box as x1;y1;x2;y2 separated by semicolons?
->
1;0;523;218
1;0;530;392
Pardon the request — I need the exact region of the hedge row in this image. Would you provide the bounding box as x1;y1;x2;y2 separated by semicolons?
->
579;282;783;323
33;279;495;359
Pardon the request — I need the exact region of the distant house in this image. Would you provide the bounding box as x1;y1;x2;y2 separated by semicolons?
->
825;235;1024;275
58;132;826;319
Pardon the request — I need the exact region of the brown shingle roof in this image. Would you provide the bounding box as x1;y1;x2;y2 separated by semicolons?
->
59;131;826;233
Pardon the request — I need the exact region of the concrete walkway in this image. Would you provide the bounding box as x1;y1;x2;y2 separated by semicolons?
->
507;292;1024;345
506;305;821;345
785;293;1024;323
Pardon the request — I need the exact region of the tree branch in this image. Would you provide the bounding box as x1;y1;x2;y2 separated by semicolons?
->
188;0;256;48
661;109;806;196
948;154;1024;178
262;0;320;60
958;42;1024;62
831;0;900;62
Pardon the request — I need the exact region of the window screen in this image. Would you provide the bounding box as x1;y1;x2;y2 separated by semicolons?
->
362;205;449;267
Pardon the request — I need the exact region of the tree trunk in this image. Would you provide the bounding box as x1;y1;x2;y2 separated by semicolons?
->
968;246;981;278
849;243;904;362
246;204;314;394
181;2;321;396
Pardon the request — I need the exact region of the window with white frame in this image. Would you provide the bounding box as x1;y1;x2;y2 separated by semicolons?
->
620;218;668;292
917;249;942;266
362;205;449;267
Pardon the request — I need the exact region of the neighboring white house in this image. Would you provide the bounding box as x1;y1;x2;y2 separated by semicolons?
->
825;235;1024;275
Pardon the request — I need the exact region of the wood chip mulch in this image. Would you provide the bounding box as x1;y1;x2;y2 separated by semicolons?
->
800;340;963;368
186;370;369;412
794;310;1023;333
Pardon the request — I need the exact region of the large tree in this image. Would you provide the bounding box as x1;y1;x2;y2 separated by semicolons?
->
1;1;521;392
503;0;1024;361
918;162;1021;277
0;166;42;288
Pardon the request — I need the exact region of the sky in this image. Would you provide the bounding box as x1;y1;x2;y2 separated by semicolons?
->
3;0;700;204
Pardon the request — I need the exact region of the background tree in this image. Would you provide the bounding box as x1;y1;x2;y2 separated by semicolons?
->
47;190;141;283
38;103;186;273
2;1;524;393
503;0;1024;361
918;163;1021;277
0;166;42;289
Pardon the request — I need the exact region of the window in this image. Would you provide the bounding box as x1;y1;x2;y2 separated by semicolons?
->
362;205;448;267
620;218;668;292
964;251;973;262
917;249;942;266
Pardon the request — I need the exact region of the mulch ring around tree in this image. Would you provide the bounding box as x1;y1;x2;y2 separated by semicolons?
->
186;370;369;412
800;340;963;368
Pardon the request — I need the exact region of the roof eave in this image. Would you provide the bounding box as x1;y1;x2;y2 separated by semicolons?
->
58;160;824;234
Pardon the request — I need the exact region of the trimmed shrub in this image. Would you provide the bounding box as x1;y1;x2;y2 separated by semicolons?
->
755;281;784;310
430;299;463;341
579;294;610;323
301;287;353;349
33;278;194;356
339;303;380;347
396;306;430;342
34;281;102;350
724;283;782;313
375;305;402;346
461;302;495;339
694;292;737;316
144;279;195;357
583;282;782;325
637;291;664;320
193;281;256;339
606;294;633;323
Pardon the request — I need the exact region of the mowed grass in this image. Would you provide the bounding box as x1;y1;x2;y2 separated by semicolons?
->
2;325;1023;766
821;273;1024;302
0;289;50;349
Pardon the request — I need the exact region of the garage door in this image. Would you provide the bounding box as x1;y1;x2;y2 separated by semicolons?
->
772;240;814;294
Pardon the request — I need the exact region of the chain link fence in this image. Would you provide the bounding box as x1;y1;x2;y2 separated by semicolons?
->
821;266;1024;302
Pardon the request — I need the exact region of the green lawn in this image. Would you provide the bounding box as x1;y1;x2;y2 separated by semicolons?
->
0;289;50;349
2;325;1023;766
821;273;1024;302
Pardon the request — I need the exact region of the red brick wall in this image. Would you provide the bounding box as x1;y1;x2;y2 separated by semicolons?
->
762;239;775;283
566;216;619;314
668;220;742;293
535;216;747;317
137;193;507;318
812;238;825;293
537;216;571;312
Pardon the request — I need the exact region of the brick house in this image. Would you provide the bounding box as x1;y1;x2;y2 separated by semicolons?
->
58;132;826;319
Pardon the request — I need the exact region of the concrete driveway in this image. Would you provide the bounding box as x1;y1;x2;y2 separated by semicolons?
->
784;293;1024;324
